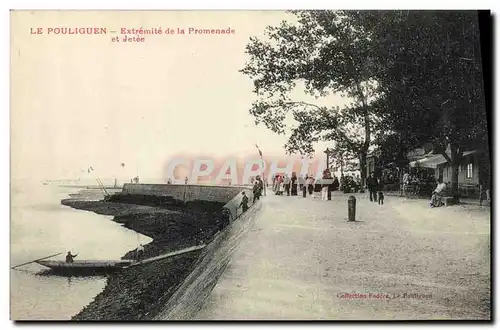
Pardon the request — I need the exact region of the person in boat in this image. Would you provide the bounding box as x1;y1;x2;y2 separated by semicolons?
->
65;251;78;263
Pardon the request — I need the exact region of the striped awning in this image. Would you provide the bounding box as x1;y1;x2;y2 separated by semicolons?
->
410;154;447;169
409;150;479;169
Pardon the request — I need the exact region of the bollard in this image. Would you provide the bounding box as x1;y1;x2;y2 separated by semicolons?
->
348;196;356;222
327;186;332;200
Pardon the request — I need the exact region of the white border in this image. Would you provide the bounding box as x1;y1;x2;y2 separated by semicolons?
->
3;0;500;10
2;1;498;329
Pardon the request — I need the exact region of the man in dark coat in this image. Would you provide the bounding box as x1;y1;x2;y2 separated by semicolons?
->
291;172;298;196
253;181;261;203
239;192;249;213
65;251;78;263
366;171;379;202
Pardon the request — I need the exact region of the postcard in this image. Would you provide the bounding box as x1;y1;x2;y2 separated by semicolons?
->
10;10;491;321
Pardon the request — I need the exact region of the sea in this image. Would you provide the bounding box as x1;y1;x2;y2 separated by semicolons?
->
10;180;152;320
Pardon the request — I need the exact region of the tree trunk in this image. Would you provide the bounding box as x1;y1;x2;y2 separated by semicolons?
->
359;152;367;188
355;81;370;190
449;143;460;202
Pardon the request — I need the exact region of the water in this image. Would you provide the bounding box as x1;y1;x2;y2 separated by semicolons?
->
10;180;152;320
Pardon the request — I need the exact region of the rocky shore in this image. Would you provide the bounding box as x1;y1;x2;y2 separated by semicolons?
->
62;198;226;320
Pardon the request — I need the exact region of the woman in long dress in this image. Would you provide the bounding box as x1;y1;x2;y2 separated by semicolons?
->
321;169;330;200
274;175;281;194
278;176;285;195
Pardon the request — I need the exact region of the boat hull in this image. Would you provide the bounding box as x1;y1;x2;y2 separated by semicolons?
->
36;260;133;276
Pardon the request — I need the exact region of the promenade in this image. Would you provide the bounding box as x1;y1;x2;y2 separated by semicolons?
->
195;192;490;320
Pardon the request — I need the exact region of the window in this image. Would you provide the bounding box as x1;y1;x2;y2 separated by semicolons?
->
466;163;473;178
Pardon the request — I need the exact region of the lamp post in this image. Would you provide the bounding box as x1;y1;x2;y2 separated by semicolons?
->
255;144;266;196
324;148;332;170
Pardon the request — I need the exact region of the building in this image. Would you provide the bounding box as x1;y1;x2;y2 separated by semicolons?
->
409;149;490;198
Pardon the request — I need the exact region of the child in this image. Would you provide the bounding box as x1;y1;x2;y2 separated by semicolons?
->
278;180;285;195
378;191;384;205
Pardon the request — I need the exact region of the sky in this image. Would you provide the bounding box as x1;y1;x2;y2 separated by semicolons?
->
11;11;351;182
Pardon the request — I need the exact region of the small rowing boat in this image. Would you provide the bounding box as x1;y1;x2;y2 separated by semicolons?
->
36;259;134;275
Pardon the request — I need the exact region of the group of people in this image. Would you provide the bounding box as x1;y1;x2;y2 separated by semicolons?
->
341;175;362;193
271;170;341;201
239;175;264;213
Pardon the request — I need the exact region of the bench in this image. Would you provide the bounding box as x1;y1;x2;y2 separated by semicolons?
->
479;185;491;206
441;196;457;206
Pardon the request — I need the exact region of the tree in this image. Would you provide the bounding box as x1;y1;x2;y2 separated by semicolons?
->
328;143;358;178
241;10;381;186
352;11;489;199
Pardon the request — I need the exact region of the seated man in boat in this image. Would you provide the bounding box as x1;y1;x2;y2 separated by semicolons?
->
65;251;78;263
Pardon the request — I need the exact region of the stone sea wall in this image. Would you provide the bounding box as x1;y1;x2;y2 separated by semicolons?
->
121;183;244;204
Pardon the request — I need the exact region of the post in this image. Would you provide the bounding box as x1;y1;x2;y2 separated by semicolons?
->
348;196;356;222
261;159;266;196
255;144;266;196
324;148;331;170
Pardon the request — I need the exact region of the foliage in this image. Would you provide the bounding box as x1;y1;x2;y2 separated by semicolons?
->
351;10;488;156
241;11;379;161
242;10;489;196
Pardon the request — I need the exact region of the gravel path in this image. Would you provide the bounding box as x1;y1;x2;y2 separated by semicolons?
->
196;192;491;320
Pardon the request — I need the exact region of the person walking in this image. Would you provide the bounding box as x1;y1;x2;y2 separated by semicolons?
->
325;169;333;200
283;174;291;196
254;175;264;202
291;172;298;196
333;175;339;191
253;181;261;203
275;175;281;195
239;191;249;212
278;176;285;195
307;175;315;196
321;169;329;200
366;171;379;202
402;171;410;197
302;175;308;197
298;174;304;192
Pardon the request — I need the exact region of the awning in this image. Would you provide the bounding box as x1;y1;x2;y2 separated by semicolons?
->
409;150;479;169
410;154;447;169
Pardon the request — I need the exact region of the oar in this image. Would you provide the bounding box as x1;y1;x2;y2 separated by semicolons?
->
11;252;63;270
